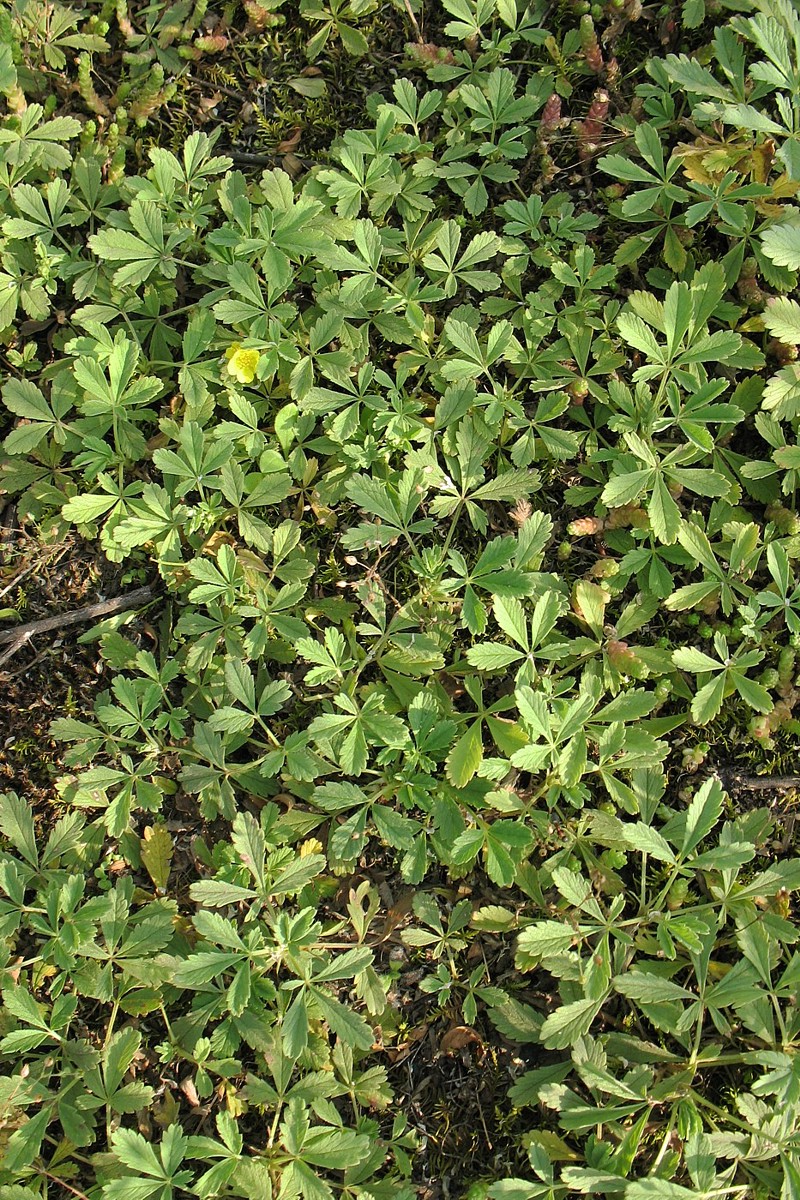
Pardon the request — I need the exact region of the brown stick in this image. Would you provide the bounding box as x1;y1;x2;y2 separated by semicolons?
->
0;585;155;651
403;0;424;42
719;770;800;791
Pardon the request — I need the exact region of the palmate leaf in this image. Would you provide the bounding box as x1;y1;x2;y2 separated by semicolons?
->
89;230;165;289
2;376;73;455
6;10;800;1193
0;106;81;170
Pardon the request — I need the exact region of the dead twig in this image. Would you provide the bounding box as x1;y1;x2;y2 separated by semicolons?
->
0;586;155;668
0;559;40;601
718;770;800;791
403;0;424;43
229;150;276;165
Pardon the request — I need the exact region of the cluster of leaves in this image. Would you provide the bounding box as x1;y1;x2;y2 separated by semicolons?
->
2;0;800;1196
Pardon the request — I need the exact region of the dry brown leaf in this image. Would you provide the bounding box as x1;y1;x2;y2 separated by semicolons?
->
277;126;302;155
381;890;415;938
180;1075;200;1106
439;1025;483;1054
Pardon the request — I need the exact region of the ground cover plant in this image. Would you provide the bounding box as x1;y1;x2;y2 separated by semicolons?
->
2;0;800;1195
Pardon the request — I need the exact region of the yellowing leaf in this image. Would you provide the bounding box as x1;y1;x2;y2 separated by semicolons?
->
141;823;173;891
572;579;608;637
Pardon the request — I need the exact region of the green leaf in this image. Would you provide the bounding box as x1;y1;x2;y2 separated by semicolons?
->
762;296;800;344
2;1107;51;1173
508;1062;572;1106
301;1126;371;1169
672;647;721;674
626;1182;699;1199
648;475;681;544
231;811;266;892
110;1127;163;1176
0;792;37;867
733;671;772;714
516;921;577;959
614;970;693;1003
311;987;374;1050
104;1028;144;1096
679;776;723;856
287;75;327;98
0;43;17;95
690;673;727;724
173;952;242;988
62;493;118;524
602;468;652;509
623;822;676;863
465;642;524;670
445;720;483;787
312;946;373;982
283;992;309;1058
761;221;800;270
270;853;326;897
539;998;603;1049
188;881;258;907
490;998;544;1045
664;53;734;100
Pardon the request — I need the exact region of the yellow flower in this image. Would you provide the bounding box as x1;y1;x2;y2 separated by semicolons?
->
225;344;261;385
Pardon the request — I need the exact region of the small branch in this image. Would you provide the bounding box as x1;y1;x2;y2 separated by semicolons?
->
0;559;40;600
718;770;800;791
403;0;424;42
41;1169;93;1200
229;150;276;166
0;586;155;660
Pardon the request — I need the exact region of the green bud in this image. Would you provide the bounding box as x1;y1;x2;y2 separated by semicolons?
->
667;877;689;910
